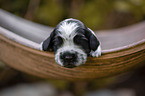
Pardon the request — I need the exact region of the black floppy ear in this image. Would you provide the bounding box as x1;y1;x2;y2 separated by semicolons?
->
85;28;100;51
42;30;55;51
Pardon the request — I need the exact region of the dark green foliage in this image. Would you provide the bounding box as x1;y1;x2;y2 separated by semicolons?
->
0;0;145;29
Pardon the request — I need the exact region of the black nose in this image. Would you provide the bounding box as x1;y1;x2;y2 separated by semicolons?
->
64;55;74;61
60;52;77;68
63;53;76;62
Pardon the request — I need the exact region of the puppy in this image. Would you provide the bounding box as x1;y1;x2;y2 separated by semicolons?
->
41;18;101;68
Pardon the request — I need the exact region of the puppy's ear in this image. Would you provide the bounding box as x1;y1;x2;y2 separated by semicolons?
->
85;28;101;57
85;28;100;51
42;30;55;51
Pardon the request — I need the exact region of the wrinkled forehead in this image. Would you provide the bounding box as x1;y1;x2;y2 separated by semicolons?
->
55;19;86;39
57;18;86;28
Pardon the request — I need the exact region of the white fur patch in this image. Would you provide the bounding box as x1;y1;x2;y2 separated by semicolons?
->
90;45;101;57
58;20;78;40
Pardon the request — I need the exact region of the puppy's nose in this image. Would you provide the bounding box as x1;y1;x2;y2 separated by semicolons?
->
64;54;76;62
65;55;73;60
61;52;77;68
60;52;76;61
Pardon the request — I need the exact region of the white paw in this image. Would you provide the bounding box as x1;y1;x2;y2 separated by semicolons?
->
90;45;101;57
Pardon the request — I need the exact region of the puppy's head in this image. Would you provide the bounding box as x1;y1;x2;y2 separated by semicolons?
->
42;19;101;68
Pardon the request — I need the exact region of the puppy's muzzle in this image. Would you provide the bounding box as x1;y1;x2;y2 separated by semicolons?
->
60;51;77;68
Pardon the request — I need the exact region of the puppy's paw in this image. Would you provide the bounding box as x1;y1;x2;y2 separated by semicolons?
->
90;45;101;57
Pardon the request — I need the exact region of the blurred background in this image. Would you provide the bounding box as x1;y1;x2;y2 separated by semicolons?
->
1;0;145;30
0;0;145;96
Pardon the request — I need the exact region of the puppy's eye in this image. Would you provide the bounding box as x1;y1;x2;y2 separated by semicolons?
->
74;35;88;41
74;35;88;46
74;34;90;53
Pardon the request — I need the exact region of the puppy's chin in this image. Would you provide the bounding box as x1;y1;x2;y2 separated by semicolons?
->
54;47;87;68
63;63;76;68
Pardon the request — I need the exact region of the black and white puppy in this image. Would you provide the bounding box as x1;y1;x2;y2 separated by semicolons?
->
41;18;101;68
